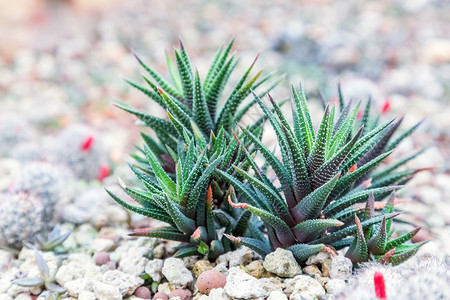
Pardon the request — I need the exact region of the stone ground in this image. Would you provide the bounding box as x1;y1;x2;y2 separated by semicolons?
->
0;0;449;299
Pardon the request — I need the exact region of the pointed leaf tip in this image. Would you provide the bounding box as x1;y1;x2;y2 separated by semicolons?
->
224;233;242;243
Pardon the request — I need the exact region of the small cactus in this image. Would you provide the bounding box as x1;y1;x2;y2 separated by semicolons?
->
52;124;106;180
337;257;450;299
11;162;68;219
0;113;36;157
0;193;45;249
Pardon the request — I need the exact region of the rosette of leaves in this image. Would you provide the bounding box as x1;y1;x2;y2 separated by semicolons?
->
106;129;262;260
116;39;278;173
12;249;66;299
345;192;424;265
218;86;426;264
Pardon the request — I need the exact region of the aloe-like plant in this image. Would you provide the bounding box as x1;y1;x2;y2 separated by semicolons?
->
12;249;67;299
107;132;263;259
118;39;278;173
108;40;277;259
219;86;426;264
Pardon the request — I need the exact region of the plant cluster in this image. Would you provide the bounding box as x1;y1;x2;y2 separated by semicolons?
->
109;40;427;266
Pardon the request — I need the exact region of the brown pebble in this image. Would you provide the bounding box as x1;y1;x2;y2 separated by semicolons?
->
94;251;110;266
104;260;116;270
134;286;151;299
196;269;227;295
153;291;169;300
169;289;192;300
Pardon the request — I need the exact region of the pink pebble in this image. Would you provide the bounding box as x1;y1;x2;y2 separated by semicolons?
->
153;291;169;300
134;286;151;299
169;289;192;300
94;251;110;266
196;269;226;295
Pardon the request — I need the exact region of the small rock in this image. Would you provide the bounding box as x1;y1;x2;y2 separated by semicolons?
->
78;291;96;300
145;259;164;282
263;248;302;277
245;260;271;278
134;286;151;299
330;256;352;280
224;267;269;299
260;277;284;294
284;275;325;300
306;251;331;265
93;282;121;300
321;259;332;277
12;294;32;300
314;275;330;289
153;244;165;259
92;238;115;252
158;282;176;294
212;263;228;276
303;265;322;277
208;288;230;300
197;270;226;295
95;251;111;266
268;290;288;300
162;258;193;288
169;289;192;300
326;278;346;295
217;246;253;268
105;261;116;270
153;291;169;300
102;270;144;296
193;260;214;277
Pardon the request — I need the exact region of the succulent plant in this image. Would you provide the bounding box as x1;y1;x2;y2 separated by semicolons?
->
118;39;277;173
0;193;45;250
11;162;67;219
0;112;36;157
107;130;262;259
52;123;107;181
25;225;71;253
219;86;425;264
337;257;450;299
12;249;67;299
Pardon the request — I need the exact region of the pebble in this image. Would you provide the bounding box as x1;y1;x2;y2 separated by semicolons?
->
94;251;111;266
101;270;144;296
153;291;169;300
268;290;288;300
134;286;151;299
196;270;226;295
162;258;194;288
329;256;353;280
223;267;269;299
284;275;326;300
145;259;164;282
326;278;347;295
216;246;253;268
263;248;302;277
169;289;192;300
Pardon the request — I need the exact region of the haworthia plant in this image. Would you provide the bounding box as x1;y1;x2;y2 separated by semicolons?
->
111;41;427;267
221;86;426;265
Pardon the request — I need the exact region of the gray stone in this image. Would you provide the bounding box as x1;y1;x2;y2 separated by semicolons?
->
162;258;193;288
102;270;144;296
326;278;346;295
208;288;230;300
145;259;164;282
284;275;325;300
263;248;302;277
306;251;331;265
93;282;121;300
223;267;269;299
330;256;353;280
268;290;288;300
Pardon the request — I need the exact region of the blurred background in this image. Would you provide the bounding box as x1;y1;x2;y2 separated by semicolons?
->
0;0;449;255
